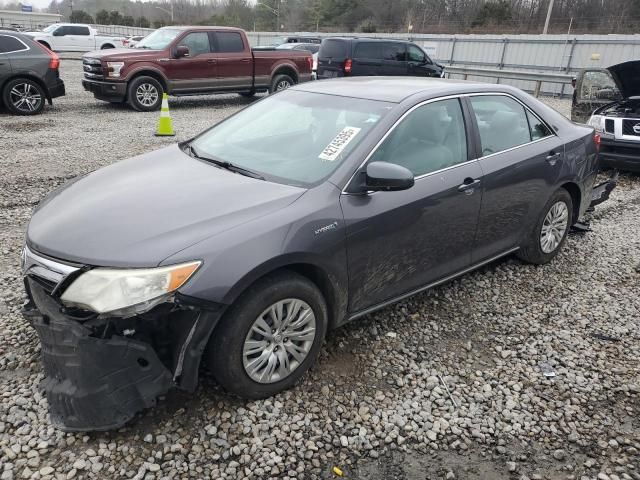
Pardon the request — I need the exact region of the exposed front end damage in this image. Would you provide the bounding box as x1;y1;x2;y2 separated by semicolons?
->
21;250;223;432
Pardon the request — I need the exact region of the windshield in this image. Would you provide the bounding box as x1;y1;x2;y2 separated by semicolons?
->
190;90;393;186
134;28;181;49
43;24;59;33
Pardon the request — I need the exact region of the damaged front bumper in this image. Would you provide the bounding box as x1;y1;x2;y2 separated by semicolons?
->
22;272;223;432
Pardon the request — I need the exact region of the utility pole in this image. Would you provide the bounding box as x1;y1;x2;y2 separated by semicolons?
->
543;0;555;34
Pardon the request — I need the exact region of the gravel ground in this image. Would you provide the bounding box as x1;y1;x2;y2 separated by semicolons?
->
0;60;639;480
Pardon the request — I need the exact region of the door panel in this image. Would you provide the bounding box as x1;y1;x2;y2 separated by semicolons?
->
341;162;483;312
469;95;564;262
352;41;383;76
406;44;439;77
166;32;217;92
210;31;252;90
381;42;407;76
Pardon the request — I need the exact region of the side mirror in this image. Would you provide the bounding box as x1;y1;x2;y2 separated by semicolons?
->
174;45;190;58
365;162;414;192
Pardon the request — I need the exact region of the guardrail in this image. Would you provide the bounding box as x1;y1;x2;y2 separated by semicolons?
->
443;65;574;97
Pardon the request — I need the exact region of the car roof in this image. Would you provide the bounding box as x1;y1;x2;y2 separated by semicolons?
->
0;30;33;43
292;76;520;103
323;37;409;44
161;26;245;32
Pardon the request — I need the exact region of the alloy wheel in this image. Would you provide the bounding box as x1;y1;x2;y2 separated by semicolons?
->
9;82;42;113
276;80;292;91
136;83;159;107
540;201;569;254
242;298;316;384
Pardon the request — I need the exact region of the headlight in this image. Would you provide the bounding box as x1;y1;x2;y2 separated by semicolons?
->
60;261;201;315
588;114;604;132
106;61;125;78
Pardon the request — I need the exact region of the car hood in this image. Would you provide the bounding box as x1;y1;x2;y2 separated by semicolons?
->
608;60;640;98
82;48;161;61
27;144;305;267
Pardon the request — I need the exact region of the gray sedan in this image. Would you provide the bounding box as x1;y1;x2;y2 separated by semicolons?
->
23;77;601;431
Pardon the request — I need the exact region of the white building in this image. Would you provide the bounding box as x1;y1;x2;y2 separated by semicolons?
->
0;9;62;30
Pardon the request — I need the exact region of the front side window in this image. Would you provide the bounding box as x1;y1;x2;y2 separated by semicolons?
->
370;98;468;177
190;90;393;186
470;95;532;156
215;32;244;53
179;32;211;57
0;35;27;53
407;44;426;62
580;70;619;100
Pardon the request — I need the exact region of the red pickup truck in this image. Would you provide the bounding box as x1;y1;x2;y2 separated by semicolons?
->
81;26;313;111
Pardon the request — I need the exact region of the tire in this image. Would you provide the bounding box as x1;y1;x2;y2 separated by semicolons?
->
207;271;328;399
517;188;573;265
269;74;295;94
127;76;163;112
2;78;46;115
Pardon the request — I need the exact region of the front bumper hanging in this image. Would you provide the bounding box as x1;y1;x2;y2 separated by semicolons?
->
23;277;222;432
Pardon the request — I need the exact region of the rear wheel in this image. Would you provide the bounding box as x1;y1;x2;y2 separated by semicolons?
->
127;76;163;112
2;78;46;115
518;188;573;264
269;74;295;94
207;271;328;399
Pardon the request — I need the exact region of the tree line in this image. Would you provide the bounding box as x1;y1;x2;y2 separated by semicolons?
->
2;0;638;34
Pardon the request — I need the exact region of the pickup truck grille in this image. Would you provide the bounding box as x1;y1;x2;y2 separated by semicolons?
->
83;58;104;80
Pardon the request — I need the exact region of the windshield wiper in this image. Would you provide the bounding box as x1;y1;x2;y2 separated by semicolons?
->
183;144;265;180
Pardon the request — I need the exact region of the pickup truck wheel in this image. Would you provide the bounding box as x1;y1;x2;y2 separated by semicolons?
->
128;76;163;112
3;78;45;115
517;189;573;265
269;74;295;94
206;271;328;399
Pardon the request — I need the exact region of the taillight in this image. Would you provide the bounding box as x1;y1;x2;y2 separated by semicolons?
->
344;58;352;75
594;133;601;153
35;41;59;69
307;56;313;72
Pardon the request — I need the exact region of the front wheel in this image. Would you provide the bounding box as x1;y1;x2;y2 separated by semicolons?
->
518;188;573;265
2;78;46;115
127;76;163;112
269;74;295;94
207;271;328;399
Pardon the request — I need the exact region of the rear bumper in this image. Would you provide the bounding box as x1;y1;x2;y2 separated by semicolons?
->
599;137;640;173
82;78;127;102
23;274;223;431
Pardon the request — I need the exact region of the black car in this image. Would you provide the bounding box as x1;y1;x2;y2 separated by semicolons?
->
317;37;444;80
0;30;64;115
23;77;610;431
276;42;320;54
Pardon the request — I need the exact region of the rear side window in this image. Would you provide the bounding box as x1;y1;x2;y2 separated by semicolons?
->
370;98;468;176
320;39;347;59
354;42;382;59
383;43;406;61
179;32;211;57
215;32;244;53
470;95;534;156
0;35;28;53
526;110;552;141
69;26;90;35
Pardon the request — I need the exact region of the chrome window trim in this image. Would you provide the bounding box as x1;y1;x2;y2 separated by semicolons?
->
21;245;80;294
0;35;30;55
342;94;471;194
466;92;557;160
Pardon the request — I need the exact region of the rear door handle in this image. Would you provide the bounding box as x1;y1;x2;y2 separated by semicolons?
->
458;178;481;194
546;151;562;165
240;58;251;63
207;59;217;64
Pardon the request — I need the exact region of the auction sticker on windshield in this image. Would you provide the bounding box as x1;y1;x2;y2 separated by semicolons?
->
319;127;361;161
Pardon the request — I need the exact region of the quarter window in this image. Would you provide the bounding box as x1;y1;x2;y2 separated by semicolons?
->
215;32;244;53
470;95;532;156
0;35;27;53
526;110;552;141
370;98;468;177
179;32;211;57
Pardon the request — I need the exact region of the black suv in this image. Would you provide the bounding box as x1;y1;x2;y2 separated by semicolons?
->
0;31;65;115
317;37;444;79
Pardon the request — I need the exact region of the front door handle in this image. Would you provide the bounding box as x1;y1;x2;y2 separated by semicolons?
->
207;59;217;64
458;178;481;195
546;151;561;165
240;58;251;63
